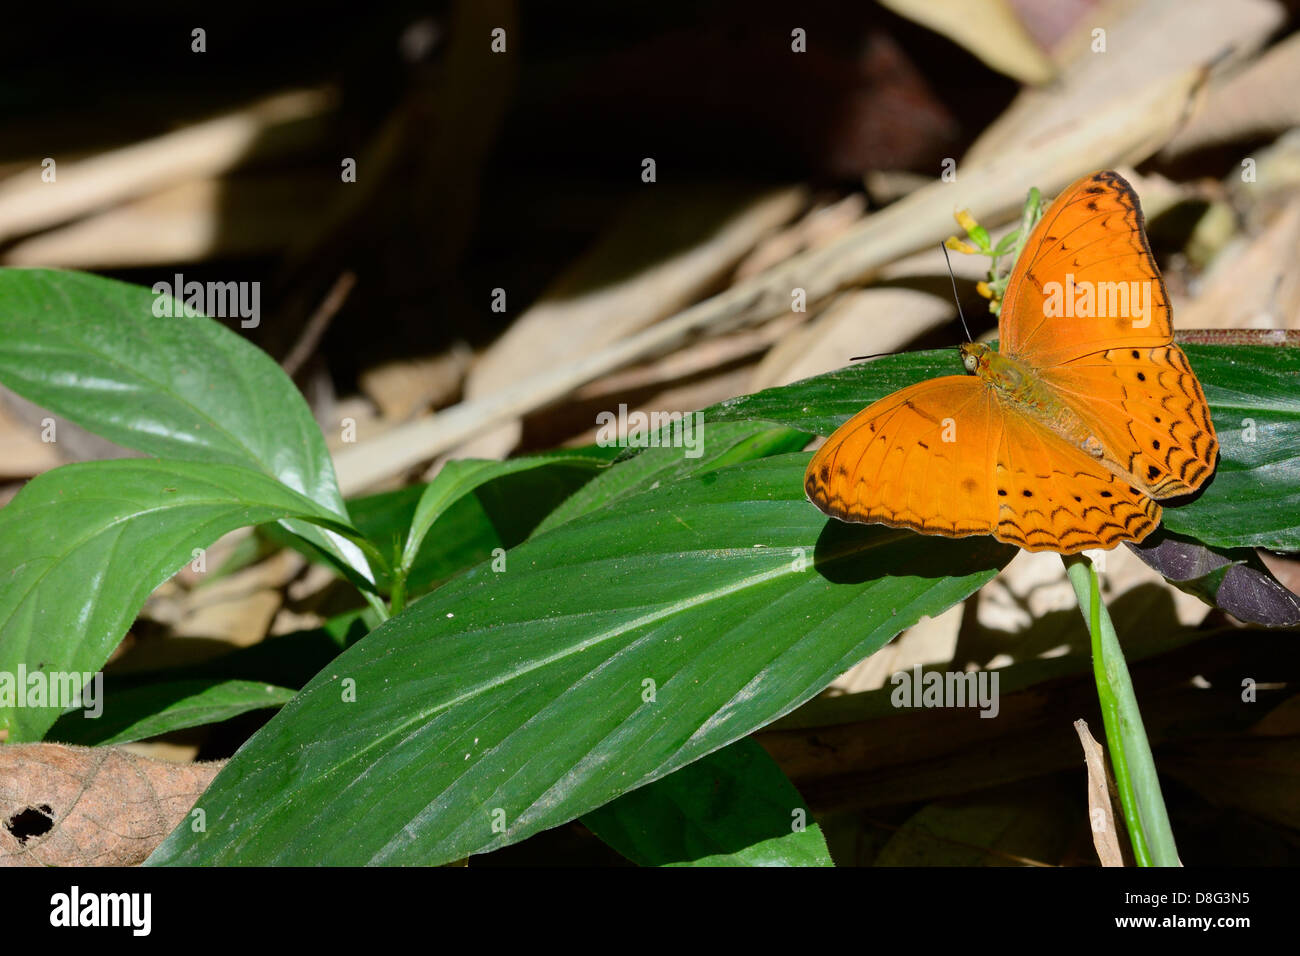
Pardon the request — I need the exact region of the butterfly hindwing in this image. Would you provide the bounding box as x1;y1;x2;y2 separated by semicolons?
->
990;396;1162;552
1039;343;1218;498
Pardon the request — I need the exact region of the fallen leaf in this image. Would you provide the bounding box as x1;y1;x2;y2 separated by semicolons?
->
1161;32;1300;158
966;0;1281;167
879;0;1056;86
0;744;220;866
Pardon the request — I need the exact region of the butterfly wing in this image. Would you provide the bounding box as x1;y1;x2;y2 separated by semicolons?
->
805;376;999;537
989;399;1161;552
805;375;1161;552
998;170;1218;498
1036;345;1217;498
999;170;1172;364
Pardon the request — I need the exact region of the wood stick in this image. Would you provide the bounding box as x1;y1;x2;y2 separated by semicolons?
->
0;89;332;244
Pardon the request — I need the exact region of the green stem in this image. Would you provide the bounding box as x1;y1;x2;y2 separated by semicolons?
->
1063;554;1180;866
389;571;407;617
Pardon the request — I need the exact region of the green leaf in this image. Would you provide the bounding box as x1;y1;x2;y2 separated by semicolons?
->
582;738;832;866
47;679;296;746
147;454;1011;865
401;454;610;574
705;344;1300;550
1159;346;1300;549
272;453;611;597
0;458;349;741
536;422;810;534
0;267;375;587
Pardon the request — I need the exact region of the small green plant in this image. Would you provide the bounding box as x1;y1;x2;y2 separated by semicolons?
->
0;266;1295;866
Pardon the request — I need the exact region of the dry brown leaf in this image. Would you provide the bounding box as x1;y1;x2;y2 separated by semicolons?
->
457;185;807;460
871;778;1077;866
1162;32;1300;158
1159;736;1300;830
748;287;955;391
829;604;965;695
863;169;935;205
1231;129;1300;212
0;176;334;269
966;0;1281;168
1178;195;1300;331
1074;719;1125;866
575;316;802;401
1258;551;1300;599
969;548;1208;667
879;0;1055;85
0;397;62;479
0;387;133;465
359;344;473;421
1248;694;1300;736
0;744;221;867
734;193;867;280
558;365;758;453
0;89;331;246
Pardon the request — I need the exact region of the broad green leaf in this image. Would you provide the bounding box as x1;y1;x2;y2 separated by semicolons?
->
1161;346;1300;549
0;458;350;741
48;679;295;746
269;453;610;596
0;267;375;586
400;453;610;573
704;345;1300;550
536;422;811;534
148;454;1011;865
582;738;833;866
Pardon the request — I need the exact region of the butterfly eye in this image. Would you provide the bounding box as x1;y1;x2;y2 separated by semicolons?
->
962;354;978;372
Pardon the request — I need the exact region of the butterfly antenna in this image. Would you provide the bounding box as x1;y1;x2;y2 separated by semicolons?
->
849;350;891;362
940;241;974;343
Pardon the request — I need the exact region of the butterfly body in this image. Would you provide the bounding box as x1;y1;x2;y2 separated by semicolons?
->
965;342;1118;466
805;171;1218;554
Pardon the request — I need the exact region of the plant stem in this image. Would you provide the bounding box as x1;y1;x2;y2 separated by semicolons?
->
389;572;406;617
1063;554;1180;866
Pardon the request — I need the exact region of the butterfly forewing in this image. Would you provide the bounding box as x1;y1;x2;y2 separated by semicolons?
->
805;377;998;537
999;170;1173;365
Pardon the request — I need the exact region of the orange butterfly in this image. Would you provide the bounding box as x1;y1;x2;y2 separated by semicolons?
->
805;170;1218;553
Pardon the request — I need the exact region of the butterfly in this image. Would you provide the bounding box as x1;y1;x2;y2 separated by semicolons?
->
804;170;1218;553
